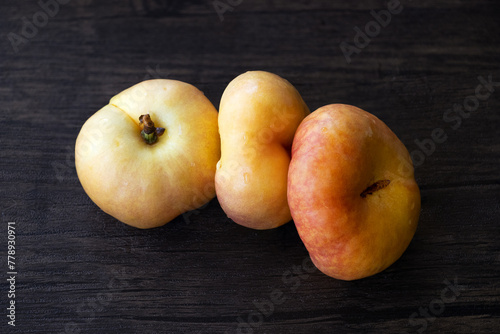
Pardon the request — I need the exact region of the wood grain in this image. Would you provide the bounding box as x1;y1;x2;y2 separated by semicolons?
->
1;0;499;333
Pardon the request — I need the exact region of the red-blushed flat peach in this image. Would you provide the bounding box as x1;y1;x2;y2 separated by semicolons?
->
288;104;420;280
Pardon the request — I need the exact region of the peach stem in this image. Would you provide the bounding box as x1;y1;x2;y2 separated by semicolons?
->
360;180;391;198
139;114;165;145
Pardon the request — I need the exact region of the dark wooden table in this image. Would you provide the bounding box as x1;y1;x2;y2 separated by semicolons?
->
1;1;499;333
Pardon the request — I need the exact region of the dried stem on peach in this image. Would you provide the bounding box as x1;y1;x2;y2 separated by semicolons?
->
139;114;165;144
